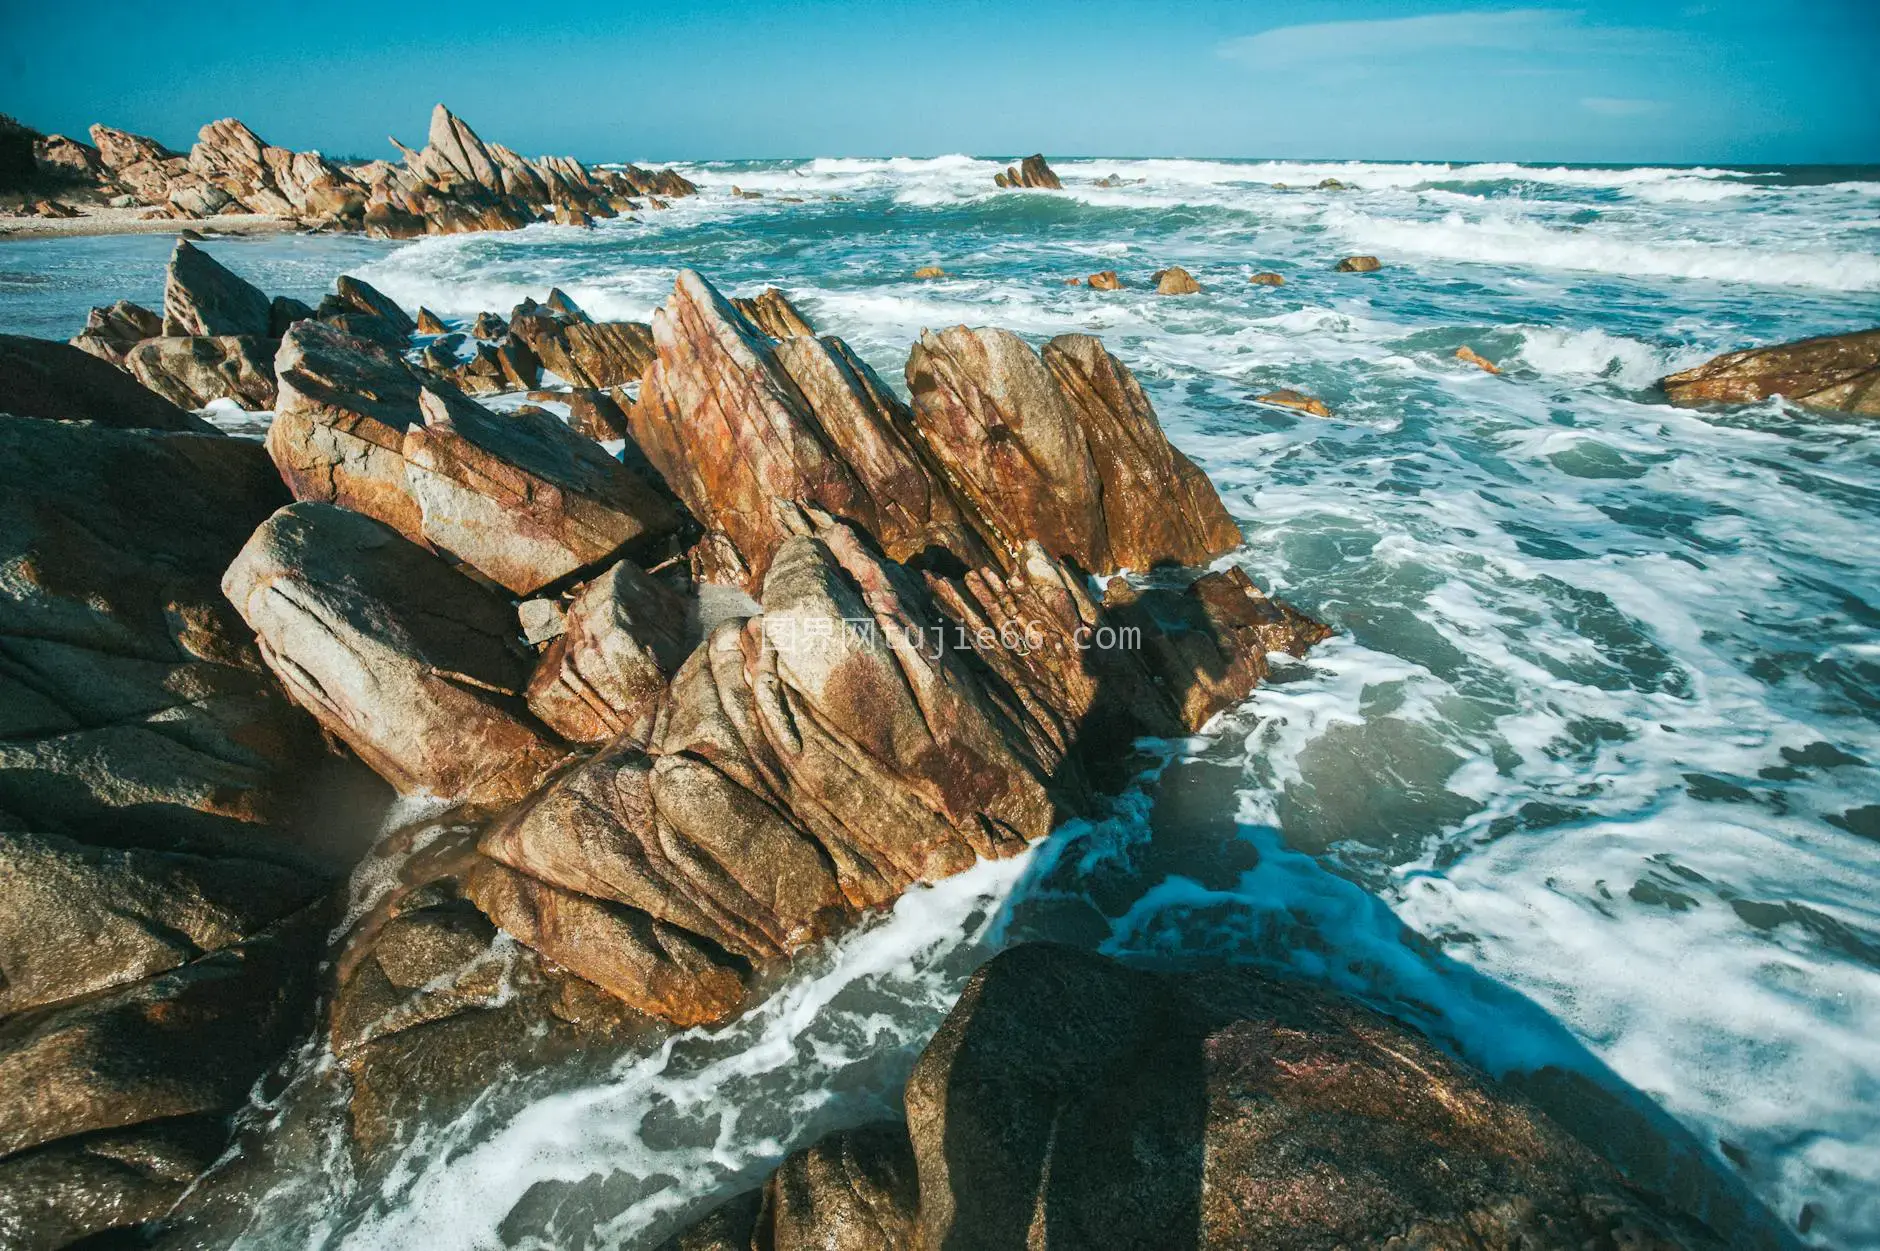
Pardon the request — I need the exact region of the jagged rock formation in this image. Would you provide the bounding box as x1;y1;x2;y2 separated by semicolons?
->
629;271;1241;589
993;154;1063;190
30;105;694;238
659;944;1723;1251
1660;327;1880;416
265;321;681;592
123;335;276;410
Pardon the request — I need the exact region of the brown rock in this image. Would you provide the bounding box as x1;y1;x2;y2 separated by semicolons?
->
630;270;990;585
222;501;568;806
565;387;631;440
0;830;318;1017
1660;327;1880;415
731;287;818;340
29;199;80;219
1257;388;1331;418
524;558;692;744
68;300;164;368
122;335;277;410
995;154;1062;190
268;295;315;338
1335;254;1382;272
415;307;448;335
32;132;106;185
512;318;657;388
265;320;429;541
162;239;273;338
0;908;320;1163
1152;265;1202;295
1248;271;1285;286
471;311;507;340
0;1115;227;1251
906;326;1241;573
459;858;746;1027
1456;344;1501;374
913;266;946;280
403;387;681;595
1086;270;1122;290
322;274;417;341
0;333;209;432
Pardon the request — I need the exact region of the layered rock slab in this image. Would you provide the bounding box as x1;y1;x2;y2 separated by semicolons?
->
1660;327;1880;416
0;333;209;432
222;501;567;807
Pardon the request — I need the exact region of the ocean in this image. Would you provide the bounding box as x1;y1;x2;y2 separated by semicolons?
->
3;156;1877;1249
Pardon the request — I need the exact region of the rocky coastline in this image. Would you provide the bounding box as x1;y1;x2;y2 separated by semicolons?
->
1;105;695;240
0;186;1861;1247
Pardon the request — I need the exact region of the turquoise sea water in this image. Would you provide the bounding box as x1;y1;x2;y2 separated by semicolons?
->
4;157;1879;1249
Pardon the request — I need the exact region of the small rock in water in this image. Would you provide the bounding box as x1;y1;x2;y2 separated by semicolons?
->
1318;176;1351;190
1259;388;1332;418
1336;254;1382;272
1087;270;1122;290
913;265;946;279
1456;344;1501;374
1248;271;1285;286
470;310;506;340
1152;265;1202;295
416;307;448;335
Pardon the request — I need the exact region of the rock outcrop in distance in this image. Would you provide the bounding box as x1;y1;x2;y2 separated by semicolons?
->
657;944;1726;1250
1659;326;1880;416
993;153;1063;189
23;104;696;238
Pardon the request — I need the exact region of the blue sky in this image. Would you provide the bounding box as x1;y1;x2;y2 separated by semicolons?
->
5;0;1875;163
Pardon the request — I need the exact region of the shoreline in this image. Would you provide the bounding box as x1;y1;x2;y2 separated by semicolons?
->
0;205;302;242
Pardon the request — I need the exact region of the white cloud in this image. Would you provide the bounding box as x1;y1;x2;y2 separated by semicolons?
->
1580;96;1661;116
1217;9;1581;64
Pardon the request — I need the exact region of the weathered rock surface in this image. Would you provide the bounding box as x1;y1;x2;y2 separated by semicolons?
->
655;1123;917;1251
1336;254;1382;273
68;300;163;367
403;387;681;594
512;315;656;388
0;333;209;431
524;558;693;745
0;417;350;859
1247;271;1285;286
266;320;431;539
1086;270;1122;290
0;1115;226;1251
732;287;818;340
123;334;276;410
222;501;568;806
163;239;273;338
0;830;318;1017
1659;327;1880;416
906;326;1242;574
669;944;1721;1251
630;270;993;585
566;387;631;439
993;154;1062;190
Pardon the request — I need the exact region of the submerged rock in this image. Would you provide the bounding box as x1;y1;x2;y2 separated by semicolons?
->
1659;327;1880;416
1087;270;1122;290
1456;344;1501;374
1336;254;1382;273
993;154;1062;190
1247;271;1285;286
668;944;1722;1251
1152;265;1202;294
1257;388;1332;418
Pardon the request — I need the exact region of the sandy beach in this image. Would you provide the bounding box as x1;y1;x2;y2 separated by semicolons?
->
0;204;300;241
